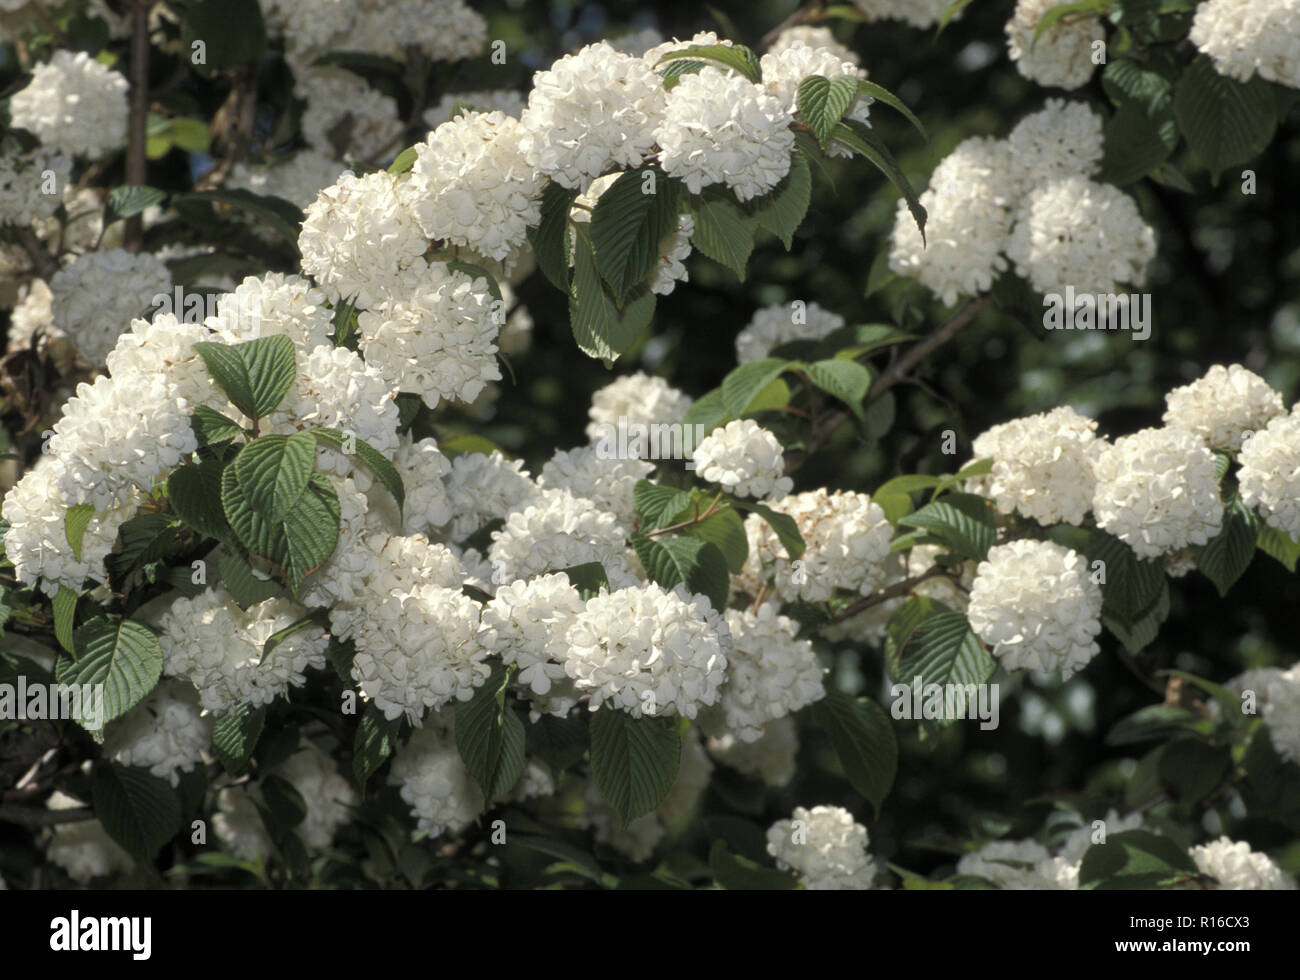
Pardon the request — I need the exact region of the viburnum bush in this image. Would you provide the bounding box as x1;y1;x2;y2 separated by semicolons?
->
0;0;1298;894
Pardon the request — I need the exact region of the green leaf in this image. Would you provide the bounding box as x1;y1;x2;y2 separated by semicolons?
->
64;504;94;562
528;182;579;292
107;513;181;578
655;43;761;83
176;189;302;247
1196;496;1258;596
569;233;656;364
233;433;317;524
525;713;589;775
812;689;898;817
874;474;945;497
354;705;399;788
1077;829;1197;889
260;613;324;665
281;471;341;595
630;533;730;612
710;840;798;890
52;587;77;655
221;465;288;565
388;145;418;174
1101;101;1177;185
55;617;163;729
104;186;166;227
747;153;811;250
212;702;267;775
720;358;792;417
1033;0;1112;42
898;493;996;562
855;79;927;141
797;74;859;148
180;0;267;71
1257;524;1300;572
813;323;916;360
659;58;707;89
726;497;806;559
589;709;681;828
681;388;731;436
309;428;405;514
194;335;297;422
1102;57;1173;115
1105;704;1199;747
1104;579;1170;654
559;562;610;600
888;608;996;716
169;461;232;543
937;0;976;32
589;166;680;301
829;120;926;244
1173;55;1277;178
1085;530;1165;627
456;665;526;802
1158;738;1229;804
686;507;748;574
807;359;871;422
686;189;757;279
633;480;695;531
260;773;307;833
190;405;245;446
217;551;279;609
91;762;182;860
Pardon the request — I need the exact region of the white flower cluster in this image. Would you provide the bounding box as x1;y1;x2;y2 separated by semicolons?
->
296;68;405;162
707;715;799;786
369;434;453;535
1163;364;1284;451
423;90;527;130
390;720;484;837
1238;405;1300;539
1230;665;1300;764
50;250;173;365
279;743;357;849
957;838;1056;889
767;805;877;889
538;445;651;526
704;605;825;741
6;278;59;353
482;573;586;718
768;26;859;68
1190;0;1300;89
735;301;844;363
159;589;330;714
439;450;539;541
1092;426;1224;559
564;583;731;718
406;110;542;264
656;67;794;201
213;786;273;862
344;0;487;63
691;419;793;500
1191;837;1297;890
104;680;212;787
744;489;894;601
10;50;129;157
849;0;953;28
228;151;346;210
585;372;694;444
1005;99;1103;196
44;791;134;883
967;540;1103;677
1006;0;1105;90
518;42;666;191
207;272;335;351
970;405;1106;526
760;39;871;158
488;488;636;588
0;151;70;225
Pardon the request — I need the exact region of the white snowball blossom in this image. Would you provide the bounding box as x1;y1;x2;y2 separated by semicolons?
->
103;680;212;786
564;583;731;719
49;250;173;365
1006;0;1105;90
734;301;844;364
1190;837;1297;890
228;151;346;210
44;791;134;883
707;715;799;786
488;488;636;588
970;406;1106;526
1162;364;1285;451
537;445;652;526
482;573;586;718
1006;99;1103;196
656;67;794;201
213;786;273;862
1190;0;1300;89
1238;405;1300;538
0;151;71;225
279;743;357;849
585;371;694;444
10;50;129;157
767;805;877;890
390;720;484;837
439;450;539;542
691;419;793;500
956;838;1056;889
760;39;871;158
967;540;1103;677
1092;426;1225;559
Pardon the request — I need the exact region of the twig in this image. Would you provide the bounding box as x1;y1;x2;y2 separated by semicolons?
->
0;804;96;828
866;294;993;402
834;565;948;620
123;0;154;252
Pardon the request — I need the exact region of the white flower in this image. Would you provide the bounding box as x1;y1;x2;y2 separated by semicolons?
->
767;805;876;889
50;250;173;366
1190;0;1300;89
760;40;870;159
519;42;666;191
296;68;405;161
1007;176;1157;297
327;532;467;641
707;716;799;786
1191;837;1297;890
258;0;354;60
564;583;731;718
363;434;453;535
971;406;1105;525
703;605;825;741
890;137;1015;306
1092;426;1225;559
1006;99;1103;196
44;790;134;882
1238;405;1300;538
1235;664;1300;765
967;540;1102;677
7;278;59;353
206;272;335;351
489;488;636;588
656;67;795;201
280;743;357;849
692;419;793;500
585;372;694;445
104;679;212;786
228;151;346;210
406;110;543;263
1006;0;1105;90
346;0;486;62
298;171;429;309
735;301;844;364
743;489;894;601
849;0;954;28
1163;364;1285;451
957;839;1057;889
159;589;329;714
390;721;484;837
538;445;652;526
482;573;586;718
768;26;860;66
439;450;539;542
568;173;694;296
213;786;273;862
423;89;527;129
10;51;128;157
0;151;70;224
357;263;500;409
299;476;374;608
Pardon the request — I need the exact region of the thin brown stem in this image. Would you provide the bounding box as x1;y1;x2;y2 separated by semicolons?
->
0;804;95;828
834;565;948;620
123;0;154;252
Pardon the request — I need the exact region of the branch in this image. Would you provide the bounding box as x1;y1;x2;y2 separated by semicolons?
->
866;294;993;402
123;0;154;252
0;804;95;828
834;565;948;620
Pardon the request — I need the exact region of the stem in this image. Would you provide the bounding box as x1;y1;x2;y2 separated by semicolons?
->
0;804;96;828
123;0;153;252
834;565;948;620
644;492;723;537
866;294;993;402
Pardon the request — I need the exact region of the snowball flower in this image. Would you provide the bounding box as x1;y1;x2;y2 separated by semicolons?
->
1006;99;1103;196
280;743;357;849
585;372;693;445
767;805;876;889
104;680;212;786
296;68;404;161
50;250;173;366
228;151;346;210
488;488;636;588
707;716;799;786
10;50;128;157
537;445;652;526
1238;406;1300;538
206;272;335;352
213;787;273;862
0;151;71;225
967;540;1102;677
734;301;844;363
482;573;586;718
44;791;134;882
691;419;793;499
1190;0;1300;89
439;450;539;541
1006;0;1105;90
1191;837;1297;890
390;722;484;837
956;839;1057;889
1163;364;1285;451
